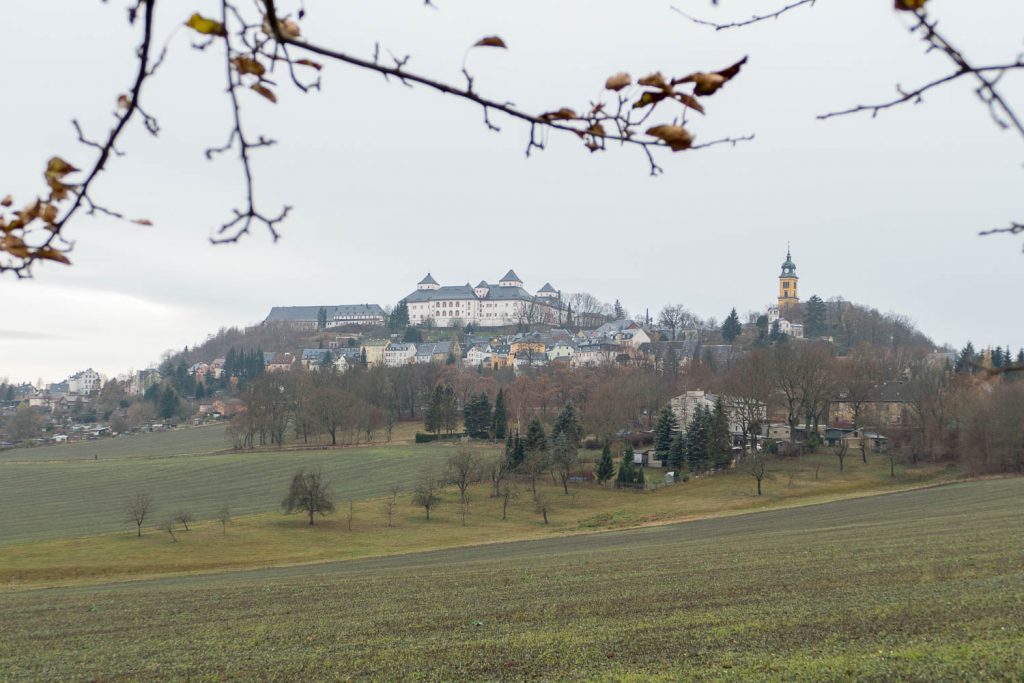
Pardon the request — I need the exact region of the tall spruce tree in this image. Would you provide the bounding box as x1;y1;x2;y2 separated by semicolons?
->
511;432;526;468
721;308;742;342
551;402;583;448
669;433;686;471
685;404;711;472
388;300;410;330
525;417;547;455
616;445;636;486
955;341;978;373
317;306;327;330
596;441;615;484
424;385;444;434
492;388;508;439
804;295;827;338
653;405;678;460
710;395;732;469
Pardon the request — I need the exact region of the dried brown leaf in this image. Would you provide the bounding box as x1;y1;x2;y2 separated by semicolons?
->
45;157;78;182
540;108;577;121
473;36;507;49
638;72;668;89
232;56;266;76
632;91;668;109
605;72;631;91
117;94;131;110
675;57;747;96
35;246;71;265
675;93;705;115
894;0;927;9
1;235;31;259
646;124;694;151
132;218;154;226
295;59;322;70
41;204;58;224
250;83;278;103
0;195;12;208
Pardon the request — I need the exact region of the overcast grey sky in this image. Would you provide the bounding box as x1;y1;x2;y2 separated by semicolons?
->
1;0;1022;383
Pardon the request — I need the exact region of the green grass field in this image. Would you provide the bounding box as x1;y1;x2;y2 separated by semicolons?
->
0;424;232;463
0;439;474;543
0;448;954;583
3;478;1021;681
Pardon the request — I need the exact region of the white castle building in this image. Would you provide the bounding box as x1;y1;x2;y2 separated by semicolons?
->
404;270;565;328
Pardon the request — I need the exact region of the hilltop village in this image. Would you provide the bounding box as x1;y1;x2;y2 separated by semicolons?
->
2;249;1017;459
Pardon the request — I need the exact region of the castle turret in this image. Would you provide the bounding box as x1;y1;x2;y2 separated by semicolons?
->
417;273;440;291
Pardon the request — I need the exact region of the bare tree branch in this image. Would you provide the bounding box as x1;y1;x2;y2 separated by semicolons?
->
671;0;816;31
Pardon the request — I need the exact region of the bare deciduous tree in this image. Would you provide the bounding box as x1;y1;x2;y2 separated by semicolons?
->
534;493;553;525
1;2;752;276
499;481;519;521
173;510;194;531
217;504;232;536
411;466;442;520
382;486;399;527
746;452;767;496
446;448;480;504
125;493;153;537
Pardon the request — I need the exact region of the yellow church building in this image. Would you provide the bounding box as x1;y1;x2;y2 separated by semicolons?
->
777;246;799;311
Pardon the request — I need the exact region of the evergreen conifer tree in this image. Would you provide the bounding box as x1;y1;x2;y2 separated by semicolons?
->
955;341;977;373
721;308;743;342
669;433;686;472
551;402;583;448
525;417;547;455
804;295;827;338
424;385;444;434
616;445;635;486
711;395;732;469
596;441;615;484
654;405;678;460
492;388;508;439
685;404;711;472
511;433;526;468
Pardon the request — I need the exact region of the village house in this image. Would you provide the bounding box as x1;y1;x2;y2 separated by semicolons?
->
465;343;492;368
670;390;764;442
360;339;389;367
301;348;334;370
384;342;417;367
67;368;103;395
829;380;913;428
266;352;296;372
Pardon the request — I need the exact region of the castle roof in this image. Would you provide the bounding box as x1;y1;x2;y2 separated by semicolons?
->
499;269;522;283
538;282;558;293
418;273;439;286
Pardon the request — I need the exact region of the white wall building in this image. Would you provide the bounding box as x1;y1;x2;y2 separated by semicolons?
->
403;270;565;328
67;368;103;395
383;343;417;367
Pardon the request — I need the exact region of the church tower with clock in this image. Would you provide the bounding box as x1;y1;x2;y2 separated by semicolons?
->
778;245;799;311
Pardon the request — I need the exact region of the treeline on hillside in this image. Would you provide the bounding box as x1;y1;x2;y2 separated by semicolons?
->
228;338;1024;476
782;296;933;351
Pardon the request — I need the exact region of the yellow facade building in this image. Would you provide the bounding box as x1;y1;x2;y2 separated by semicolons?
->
777;246;799;311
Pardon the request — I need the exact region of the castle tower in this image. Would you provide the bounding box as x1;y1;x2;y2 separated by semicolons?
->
777;245;799;310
